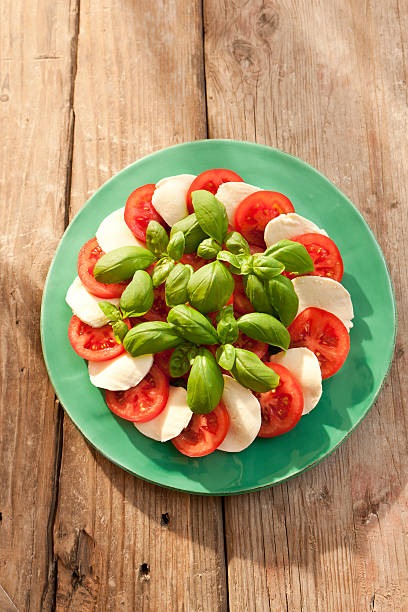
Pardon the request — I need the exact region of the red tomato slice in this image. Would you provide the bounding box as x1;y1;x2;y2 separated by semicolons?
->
249;244;264;254
234;331;268;360
288;307;350;379
124;183;167;241
105;364;169;422
154;348;174;378
68;315;127;362
234;191;295;247
256;363;304;437
284;233;344;282
186;169;244;213
77;237;127;298
180;252;207;271
172;401;229;457
233;274;254;315
143;284;170;322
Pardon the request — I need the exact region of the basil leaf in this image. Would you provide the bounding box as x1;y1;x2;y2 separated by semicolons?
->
240;255;254;276
217;309;239;344
267;275;299;327
216;344;236;370
123;321;183;357
167;304;218;344
165;263;193;307
231;348;279;392
111;320;129;344
244;274;276;315
93;246;155;283
170;213;206;254
167;230;185;261
224;231;250;255
191;190;229;244
169;343;195;378
146;221;169;257
119;270;154;317
216;304;234;324
237;312;290;350
216;250;241;272
187;261;234;314
252;253;285;280
197;238;221;260
265;240;314;273
187;348;224;414
98;301;121;322
152;257;175;288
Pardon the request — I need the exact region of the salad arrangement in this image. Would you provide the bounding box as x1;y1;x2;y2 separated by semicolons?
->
66;169;353;457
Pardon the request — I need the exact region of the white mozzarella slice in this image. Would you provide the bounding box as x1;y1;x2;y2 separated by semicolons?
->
215;181;262;222
134;386;193;442
272;348;322;414
292;276;354;330
217;376;261;452
88;353;153;391
65;276;120;327
152;174;196;226
96;207;144;252
264;213;327;246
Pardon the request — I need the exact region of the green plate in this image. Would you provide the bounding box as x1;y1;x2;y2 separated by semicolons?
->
41;140;396;495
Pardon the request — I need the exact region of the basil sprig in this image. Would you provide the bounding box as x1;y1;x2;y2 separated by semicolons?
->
119;270;154;317
169;343;197;378
197;238;221;260
98;302;121;322
93;246;155;283
152;257;175;288
216;344;236;371
167;231;185;261
265;240;314;273
266;275;299;327
187;348;224;414
216;250;241;273
188;261;234;314
243;274;276;315
170;213;206;254
191;190;229;245
146;221;169;258
165;264;193;307
111;320;129;344
224;231;250;255
216;305;239;344
123;321;183;357
167;304;218;345
252;253;284;280
231;348;279;392
237;312;290;350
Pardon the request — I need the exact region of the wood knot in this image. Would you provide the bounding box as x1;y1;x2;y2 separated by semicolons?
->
139;563;150;582
396;345;404;360
232;40;259;72
257;7;279;39
161;512;170;526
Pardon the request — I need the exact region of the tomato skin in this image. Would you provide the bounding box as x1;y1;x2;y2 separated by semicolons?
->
68;315;127;362
124;183;167;241
143;283;170;322
284;233;344;282
256;363;304;437
288;307;350;379
154;348;174;378
172;401;230;457
186;169;244;213
234;331;268;360
180;252;207;271
234;191;295;247
105;365;169;423
77;237;127;298
233;274;254;315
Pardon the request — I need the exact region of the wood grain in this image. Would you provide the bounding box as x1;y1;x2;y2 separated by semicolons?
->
204;0;408;610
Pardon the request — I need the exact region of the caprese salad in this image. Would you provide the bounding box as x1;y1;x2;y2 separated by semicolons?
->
65;168;353;457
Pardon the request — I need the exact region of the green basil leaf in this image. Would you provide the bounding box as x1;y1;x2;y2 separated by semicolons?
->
197;238;221;260
244;274;276;315
167;304;218;345
216;250;241;272
224;231;250;255
216;344;236;371
266;275;299;327
217;309;239;344
119;270;154;317
98;301;122;322
252;253;285;280
216;304;234;324
123;321;183;357
165;263;193;307
191;190;229;244
167;230;185;261
187;261;234;314
240;255;254;276
237;312;290;350
169;343;195;377
111;320;129;344
187;348;224;414
146;220;169;257
152;257;175;288
170;213;207;254
93;246;155;283
265;240;314;273
231;348;279;392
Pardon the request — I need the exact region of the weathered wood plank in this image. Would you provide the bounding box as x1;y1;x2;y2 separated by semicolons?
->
54;1;226;610
204;0;408;610
0;1;79;610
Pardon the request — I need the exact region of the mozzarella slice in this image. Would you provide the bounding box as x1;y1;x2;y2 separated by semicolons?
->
264;213;327;246
65;276;120;327
217;376;261;452
215;181;262;222
292;276;354;330
134;386;193;442
152;174;196;226
96;207;144;252
272;348;322;414
88;353;153;391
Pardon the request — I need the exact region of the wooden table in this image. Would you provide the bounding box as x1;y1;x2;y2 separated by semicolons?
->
1;1;407;610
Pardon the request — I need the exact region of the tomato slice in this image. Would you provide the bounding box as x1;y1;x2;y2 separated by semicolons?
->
233;274;254;315
124;183;167;241
284;233;344;282
256;363;304;437
234;191;295;247
105;364;169;422
234;331;268;360
154;348;174;378
143;284;170;322
77;237;127;298
180;252;207;271
186;169;244;213
288;307;350;378
172;401;229;457
68;315;127;362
